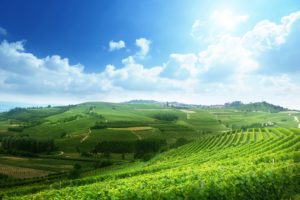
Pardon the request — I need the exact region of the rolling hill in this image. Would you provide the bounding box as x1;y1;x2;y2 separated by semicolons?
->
0;101;299;199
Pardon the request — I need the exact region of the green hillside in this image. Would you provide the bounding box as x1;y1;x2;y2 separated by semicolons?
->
0;102;299;199
5;128;300;199
224;101;288;113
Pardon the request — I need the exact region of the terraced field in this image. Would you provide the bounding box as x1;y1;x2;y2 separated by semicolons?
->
6;127;299;199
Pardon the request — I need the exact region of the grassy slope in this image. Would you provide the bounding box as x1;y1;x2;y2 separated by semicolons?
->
2;103;230;154
9;128;300;199
0;102;299;186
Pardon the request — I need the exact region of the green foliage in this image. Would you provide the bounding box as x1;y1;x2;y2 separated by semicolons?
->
90;122;107;129
0;173;9;180
92;138;167;157
153;113;179;121
68;164;82;179
12;128;299;199
225;101;287;113
93;141;135;153
1;136;55;153
0;102;299;199
170;137;190;148
2;106;71;123
93;160;112;169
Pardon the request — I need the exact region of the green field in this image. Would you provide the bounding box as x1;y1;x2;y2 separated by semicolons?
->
0;102;299;199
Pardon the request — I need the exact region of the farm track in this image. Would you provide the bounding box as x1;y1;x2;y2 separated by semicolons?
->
81;128;91;143
131;130;142;140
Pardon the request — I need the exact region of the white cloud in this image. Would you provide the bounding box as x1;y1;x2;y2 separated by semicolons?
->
196;11;300;83
103;56;191;92
1;11;300;109
161;53;200;80
135;38;151;58
191;10;249;42
0;40;188;100
243;11;300;52
198;34;259;81
211;10;249;30
0;27;7;36
190;20;203;39
0;40;113;95
109;40;125;51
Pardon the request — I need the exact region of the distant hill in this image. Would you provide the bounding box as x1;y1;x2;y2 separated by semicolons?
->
124;100;161;104
124;99;288;112
0;100;289;114
0;102;45;113
224;101;287;113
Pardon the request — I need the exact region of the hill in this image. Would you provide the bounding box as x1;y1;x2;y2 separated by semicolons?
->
124;100;161;104
125;99;289;112
225;101;288;113
0;101;299;199
4;128;300;199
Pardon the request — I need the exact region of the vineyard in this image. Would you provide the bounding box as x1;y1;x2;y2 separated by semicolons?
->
5;127;299;199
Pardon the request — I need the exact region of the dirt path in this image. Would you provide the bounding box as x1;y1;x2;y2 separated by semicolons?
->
131;130;142;140
291;115;300;129
81;128;91;143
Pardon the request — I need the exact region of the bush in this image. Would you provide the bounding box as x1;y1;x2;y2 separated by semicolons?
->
91;122;107;129
137;152;156;161
170;138;189;148
81;151;92;157
153;113;178;121
0;173;9;180
93;160;112;169
68;164;82;179
1;136;55;153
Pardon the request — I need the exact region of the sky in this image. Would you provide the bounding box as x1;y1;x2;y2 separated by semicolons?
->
0;0;300;109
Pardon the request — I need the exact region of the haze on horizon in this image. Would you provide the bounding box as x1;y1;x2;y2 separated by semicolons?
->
0;0;300;109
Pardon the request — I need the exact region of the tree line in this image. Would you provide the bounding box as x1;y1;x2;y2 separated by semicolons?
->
1;136;55;153
92;139;167;160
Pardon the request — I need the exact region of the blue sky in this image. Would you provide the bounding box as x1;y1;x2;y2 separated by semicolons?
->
0;0;300;108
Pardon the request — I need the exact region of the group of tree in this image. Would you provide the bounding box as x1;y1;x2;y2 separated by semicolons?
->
224;101;287;113
92;139;167;160
68;164;82;179
2;105;72;123
229;122;275;131
153;113;178;121
90;122;107;129
1;136;55;154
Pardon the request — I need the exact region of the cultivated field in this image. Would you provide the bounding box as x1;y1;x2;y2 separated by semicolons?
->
0;102;299;199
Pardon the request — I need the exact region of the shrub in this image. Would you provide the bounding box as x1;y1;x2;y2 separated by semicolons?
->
153;113;178;121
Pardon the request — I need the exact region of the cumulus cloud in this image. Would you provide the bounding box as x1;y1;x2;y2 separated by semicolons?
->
0;40;112;95
211;10;249;30
0;40;187;99
243;11;300;52
135;38;151;58
109;40;125;51
195;11;300;83
161;53;200;80
0;27;7;36
103;55;194;92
